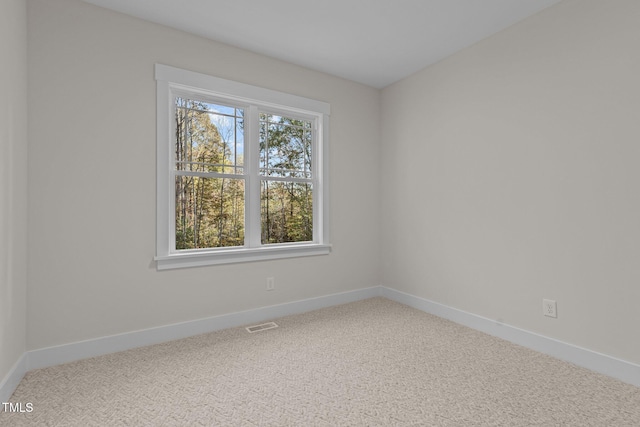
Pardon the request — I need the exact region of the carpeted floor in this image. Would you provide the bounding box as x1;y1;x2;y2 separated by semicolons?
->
2;297;639;426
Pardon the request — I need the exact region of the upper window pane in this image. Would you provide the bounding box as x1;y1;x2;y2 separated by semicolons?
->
175;97;244;174
259;113;312;178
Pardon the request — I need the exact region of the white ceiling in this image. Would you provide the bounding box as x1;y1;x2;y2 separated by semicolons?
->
82;0;562;88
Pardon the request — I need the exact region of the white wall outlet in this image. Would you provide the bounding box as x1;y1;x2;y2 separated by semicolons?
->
266;277;275;291
543;299;557;318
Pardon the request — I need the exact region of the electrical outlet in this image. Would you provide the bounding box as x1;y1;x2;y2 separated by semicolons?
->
543;299;557;318
266;277;275;291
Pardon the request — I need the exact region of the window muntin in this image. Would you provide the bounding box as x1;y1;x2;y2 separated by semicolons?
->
155;64;330;269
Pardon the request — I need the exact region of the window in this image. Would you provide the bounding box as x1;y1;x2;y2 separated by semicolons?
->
155;64;331;269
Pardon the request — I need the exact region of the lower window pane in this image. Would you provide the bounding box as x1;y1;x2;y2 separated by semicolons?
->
175;176;244;249
261;181;313;244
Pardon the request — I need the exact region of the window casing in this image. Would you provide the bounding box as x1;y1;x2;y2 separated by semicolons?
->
155;64;331;270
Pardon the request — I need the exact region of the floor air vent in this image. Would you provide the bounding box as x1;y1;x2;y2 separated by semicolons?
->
246;322;278;333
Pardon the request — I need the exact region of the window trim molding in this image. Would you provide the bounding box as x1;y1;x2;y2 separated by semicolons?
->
154;64;331;270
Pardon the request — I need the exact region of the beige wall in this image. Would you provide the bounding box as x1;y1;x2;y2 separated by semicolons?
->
27;0;381;350
381;0;640;364
21;0;640;369
0;0;28;382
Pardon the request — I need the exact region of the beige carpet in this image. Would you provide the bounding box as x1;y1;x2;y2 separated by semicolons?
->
2;297;639;426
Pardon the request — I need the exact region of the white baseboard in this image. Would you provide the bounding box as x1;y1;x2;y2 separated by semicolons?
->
2;286;381;400
26;286;382;372
381;286;640;388
4;284;636;401
0;353;27;402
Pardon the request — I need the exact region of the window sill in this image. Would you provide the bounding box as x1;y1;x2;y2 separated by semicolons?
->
155;244;332;270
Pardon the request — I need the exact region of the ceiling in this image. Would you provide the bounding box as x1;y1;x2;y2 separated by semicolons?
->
82;0;562;88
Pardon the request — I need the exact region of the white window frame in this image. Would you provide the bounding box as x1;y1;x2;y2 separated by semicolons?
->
154;64;331;270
